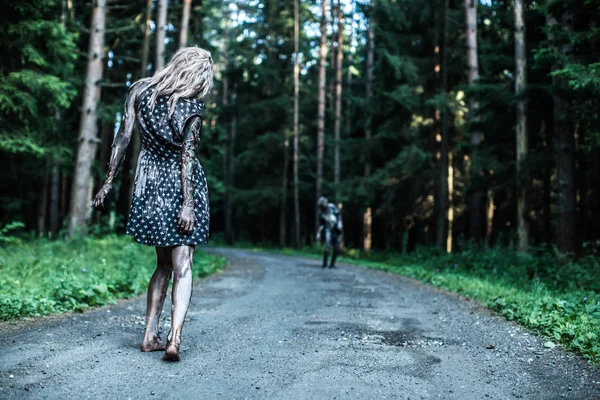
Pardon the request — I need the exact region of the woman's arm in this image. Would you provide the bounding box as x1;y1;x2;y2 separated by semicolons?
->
177;116;202;234
93;86;139;210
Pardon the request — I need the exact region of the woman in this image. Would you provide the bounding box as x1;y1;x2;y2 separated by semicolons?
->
93;47;214;362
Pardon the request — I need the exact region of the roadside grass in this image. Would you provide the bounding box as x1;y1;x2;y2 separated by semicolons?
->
249;244;600;363
0;235;226;322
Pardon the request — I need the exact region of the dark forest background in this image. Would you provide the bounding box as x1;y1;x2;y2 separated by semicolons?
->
1;0;599;256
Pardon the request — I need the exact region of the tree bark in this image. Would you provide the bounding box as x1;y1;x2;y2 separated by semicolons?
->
515;0;528;252
293;0;301;247
49;156;60;237
436;0;450;252
52;6;66;238
465;0;486;244
140;0;153;78
179;0;192;48
223;9;234;244
547;13;577;254
316;0;327;233
68;0;106;236
225;86;237;244
38;171;49;236
280;133;289;247
363;12;374;251
156;0;168;69
328;2;336;113
334;0;343;204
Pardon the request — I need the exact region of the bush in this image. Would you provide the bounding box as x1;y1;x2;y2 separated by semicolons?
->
0;235;226;321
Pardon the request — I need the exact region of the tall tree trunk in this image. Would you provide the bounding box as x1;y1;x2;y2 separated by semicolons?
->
140;0;153;77
363;13;374;251
225;86;237;244
156;0;168;69
447;152;454;252
315;0;327;232
49;156;60;237
38;171;49;236
280;134;289;247
547;13;577;254
68;0;106;236
67;0;74;20
179;0;192;48
128;0;153;201
223;7;234;244
52;2;66;238
328;2;336;118
293;0;301;247
436;0;450;252
334;0;343;203
515;0;528;252
465;0;485;243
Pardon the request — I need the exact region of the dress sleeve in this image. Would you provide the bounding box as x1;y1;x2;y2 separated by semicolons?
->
170;98;205;143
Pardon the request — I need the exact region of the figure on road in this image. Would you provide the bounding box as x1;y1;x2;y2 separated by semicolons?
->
316;196;343;269
93;47;214;362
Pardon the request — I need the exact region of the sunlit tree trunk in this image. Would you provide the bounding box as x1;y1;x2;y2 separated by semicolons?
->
316;0;328;233
293;0;301;247
465;0;485;244
156;0;168;69
334;0;343;204
68;0;106;235
328;2;336;113
515;0;528;252
547;13;577;254
280;134;289;247
436;0;450;252
363;14;374;251
67;0;74;20
179;0;192;48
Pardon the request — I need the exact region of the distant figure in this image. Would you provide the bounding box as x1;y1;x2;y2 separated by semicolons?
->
316;196;343;269
93;47;214;362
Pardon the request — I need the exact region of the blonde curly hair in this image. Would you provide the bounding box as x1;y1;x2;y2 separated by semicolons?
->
133;46;214;117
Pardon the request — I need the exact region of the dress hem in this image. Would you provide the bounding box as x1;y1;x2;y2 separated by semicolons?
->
126;232;209;247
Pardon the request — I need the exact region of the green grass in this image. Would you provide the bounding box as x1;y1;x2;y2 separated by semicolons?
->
0;235;226;321
252;244;600;363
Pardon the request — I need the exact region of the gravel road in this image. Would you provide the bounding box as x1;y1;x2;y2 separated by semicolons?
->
1;248;599;400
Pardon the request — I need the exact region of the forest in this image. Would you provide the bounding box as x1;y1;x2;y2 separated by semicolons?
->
1;0;599;254
3;0;600;365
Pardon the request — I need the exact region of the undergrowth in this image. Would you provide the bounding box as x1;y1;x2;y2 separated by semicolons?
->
263;244;600;363
0;235;226;321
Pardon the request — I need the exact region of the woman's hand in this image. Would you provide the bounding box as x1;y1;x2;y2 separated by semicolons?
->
177;205;195;235
93;183;112;210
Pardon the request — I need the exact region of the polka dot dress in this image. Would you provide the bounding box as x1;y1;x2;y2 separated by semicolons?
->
125;86;210;247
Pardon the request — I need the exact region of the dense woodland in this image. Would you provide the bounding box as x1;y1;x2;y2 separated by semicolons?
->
1;0;599;254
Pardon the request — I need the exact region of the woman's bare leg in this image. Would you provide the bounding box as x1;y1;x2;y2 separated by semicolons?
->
141;247;173;352
163;245;194;361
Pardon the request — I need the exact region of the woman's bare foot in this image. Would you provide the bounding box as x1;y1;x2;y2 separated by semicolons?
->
162;342;180;362
140;338;166;352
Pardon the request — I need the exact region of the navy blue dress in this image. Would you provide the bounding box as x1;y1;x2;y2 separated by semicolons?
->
125;86;210;247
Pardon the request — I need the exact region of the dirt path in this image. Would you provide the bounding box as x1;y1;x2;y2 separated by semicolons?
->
1;248;599;399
